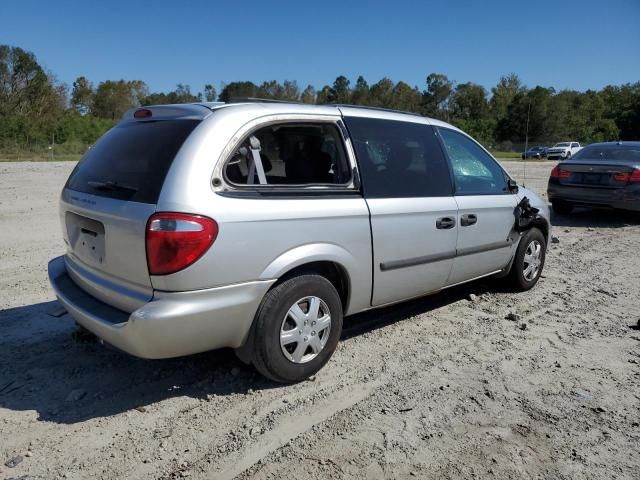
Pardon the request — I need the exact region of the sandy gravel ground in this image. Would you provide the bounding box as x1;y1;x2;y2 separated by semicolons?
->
0;161;639;480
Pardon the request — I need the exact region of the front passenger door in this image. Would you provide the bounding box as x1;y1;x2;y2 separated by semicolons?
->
437;128;518;285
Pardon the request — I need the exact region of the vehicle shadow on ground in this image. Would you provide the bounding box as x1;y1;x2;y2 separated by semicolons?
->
0;279;511;425
550;208;639;228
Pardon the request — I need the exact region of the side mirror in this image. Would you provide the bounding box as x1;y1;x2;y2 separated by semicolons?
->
507;178;519;193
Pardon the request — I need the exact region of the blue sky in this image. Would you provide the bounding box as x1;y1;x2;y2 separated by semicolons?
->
1;0;638;95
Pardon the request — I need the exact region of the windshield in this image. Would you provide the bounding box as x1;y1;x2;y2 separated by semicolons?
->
572;145;640;162
554;143;570;147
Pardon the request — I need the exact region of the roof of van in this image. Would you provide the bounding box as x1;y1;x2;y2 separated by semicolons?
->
201;99;455;128
123;99;457;130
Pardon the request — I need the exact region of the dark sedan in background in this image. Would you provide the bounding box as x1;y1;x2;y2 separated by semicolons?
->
521;146;548;159
547;142;640;214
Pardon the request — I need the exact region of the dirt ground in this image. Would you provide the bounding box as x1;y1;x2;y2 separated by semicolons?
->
1;160;639;480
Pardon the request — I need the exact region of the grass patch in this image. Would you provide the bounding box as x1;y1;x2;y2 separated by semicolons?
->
491;151;521;159
0;153;81;162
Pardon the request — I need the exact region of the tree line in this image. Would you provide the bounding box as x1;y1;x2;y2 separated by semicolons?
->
1;44;639;156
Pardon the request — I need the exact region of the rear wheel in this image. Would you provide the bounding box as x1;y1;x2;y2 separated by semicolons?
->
552;201;573;215
508;228;546;291
252;274;343;383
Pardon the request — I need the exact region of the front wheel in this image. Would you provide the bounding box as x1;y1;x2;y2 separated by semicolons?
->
508;228;546;291
251;274;343;383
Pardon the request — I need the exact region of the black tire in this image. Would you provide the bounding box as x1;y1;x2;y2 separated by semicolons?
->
552;201;573;215
508;228;546;291
251;274;343;383
566;152;571;159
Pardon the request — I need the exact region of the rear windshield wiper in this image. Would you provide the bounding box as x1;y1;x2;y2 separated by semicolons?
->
87;180;138;193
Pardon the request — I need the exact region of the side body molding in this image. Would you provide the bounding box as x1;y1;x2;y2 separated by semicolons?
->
259;242;371;315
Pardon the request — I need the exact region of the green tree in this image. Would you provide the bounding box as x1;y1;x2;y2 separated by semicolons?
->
351;76;369;105
422;73;453;120
71;76;94;115
331;75;351;104
451;82;493;142
218;81;258;102
0;45;62;117
389;81;422;112
490;73;525;123
203;84;216;102
93;80;148;119
368;78;394;107
315;85;333;104
300;84;316;104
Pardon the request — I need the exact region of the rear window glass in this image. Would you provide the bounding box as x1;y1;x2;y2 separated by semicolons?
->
572;145;640;162
66;119;200;203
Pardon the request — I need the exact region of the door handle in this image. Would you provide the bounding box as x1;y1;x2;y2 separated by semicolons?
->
436;216;456;229
460;214;477;227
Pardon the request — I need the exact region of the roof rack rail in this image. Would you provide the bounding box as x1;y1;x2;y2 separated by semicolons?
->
228;97;305;105
331;104;424;118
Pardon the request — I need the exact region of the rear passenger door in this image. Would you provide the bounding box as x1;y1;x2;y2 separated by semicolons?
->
436;127;518;284
344;115;458;306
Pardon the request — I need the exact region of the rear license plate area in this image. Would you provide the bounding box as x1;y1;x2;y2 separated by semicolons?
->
576;173;608;185
65;212;106;266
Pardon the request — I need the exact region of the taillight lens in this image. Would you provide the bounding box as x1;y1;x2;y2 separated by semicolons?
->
550;166;571;179
146;213;218;275
613;169;640;183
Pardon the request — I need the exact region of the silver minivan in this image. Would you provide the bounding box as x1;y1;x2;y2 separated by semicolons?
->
48;101;550;382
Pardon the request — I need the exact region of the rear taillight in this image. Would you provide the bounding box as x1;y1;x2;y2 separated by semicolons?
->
550;166;571;179
146;213;218;275
613;172;631;182
613;169;640;183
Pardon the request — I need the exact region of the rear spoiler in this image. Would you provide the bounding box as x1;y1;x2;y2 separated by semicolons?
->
121;103;214;122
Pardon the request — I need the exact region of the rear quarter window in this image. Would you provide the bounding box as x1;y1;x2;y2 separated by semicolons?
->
66;119;200;204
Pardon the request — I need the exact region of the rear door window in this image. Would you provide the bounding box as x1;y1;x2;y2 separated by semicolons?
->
66;119;200;203
344;117;453;198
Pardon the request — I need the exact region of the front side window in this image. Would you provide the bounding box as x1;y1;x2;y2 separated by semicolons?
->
344;117;452;198
438;128;508;195
224;123;351;186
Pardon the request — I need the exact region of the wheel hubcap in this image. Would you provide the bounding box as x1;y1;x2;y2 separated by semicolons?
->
523;240;542;281
280;296;331;364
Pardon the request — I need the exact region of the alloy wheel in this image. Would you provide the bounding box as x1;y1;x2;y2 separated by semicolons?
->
280;296;331;364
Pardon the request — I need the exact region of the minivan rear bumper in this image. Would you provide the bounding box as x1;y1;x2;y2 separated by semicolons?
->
48;256;274;359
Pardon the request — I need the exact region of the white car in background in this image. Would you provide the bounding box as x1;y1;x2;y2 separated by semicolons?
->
546;142;582;160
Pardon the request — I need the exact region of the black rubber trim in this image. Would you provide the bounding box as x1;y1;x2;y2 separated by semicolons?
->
380;250;456;272
456;240;512;257
379;240;512;272
52;271;129;325
217;189;362;199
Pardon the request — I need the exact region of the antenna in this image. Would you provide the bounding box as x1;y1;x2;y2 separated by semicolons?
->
523;99;532;187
